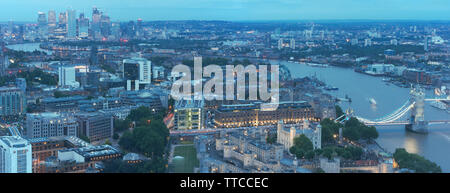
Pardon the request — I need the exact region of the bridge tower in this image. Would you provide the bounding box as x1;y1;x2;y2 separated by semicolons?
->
406;85;428;133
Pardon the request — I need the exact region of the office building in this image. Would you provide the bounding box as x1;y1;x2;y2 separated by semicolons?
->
28;136;89;173
174;99;204;130
78;13;89;39
41;96;87;112
15;78;26;93
0;87;26;117
26;112;78;139
37;12;48;39
123;57;152;91
75;112;114;143
290;38;295;49
58;66;80;88
66;9;77;38
278;38;283;50
214;101;315;128
48;10;57;35
0;136;32;173
424;36;430;51
364;38;372;47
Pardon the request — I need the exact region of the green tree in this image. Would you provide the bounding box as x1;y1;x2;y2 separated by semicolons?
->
113;133;120;140
289;134;313;158
321;147;334;160
393;148;441;173
79;134;90;143
320;118;341;143
266;133;277;144
335;105;344;118
53;91;69;98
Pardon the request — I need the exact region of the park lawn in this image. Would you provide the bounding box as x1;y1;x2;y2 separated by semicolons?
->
180;140;194;145
172;145;199;173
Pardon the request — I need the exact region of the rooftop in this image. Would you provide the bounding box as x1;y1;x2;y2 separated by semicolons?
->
60;145;121;159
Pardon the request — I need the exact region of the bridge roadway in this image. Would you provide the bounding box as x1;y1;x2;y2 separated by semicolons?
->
365;120;450;126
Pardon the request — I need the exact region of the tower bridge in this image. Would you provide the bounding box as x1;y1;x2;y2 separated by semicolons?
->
345;85;450;134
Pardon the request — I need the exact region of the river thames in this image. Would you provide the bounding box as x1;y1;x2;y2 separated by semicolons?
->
280;61;450;172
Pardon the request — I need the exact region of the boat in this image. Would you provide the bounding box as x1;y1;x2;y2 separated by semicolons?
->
369;98;377;105
307;63;329;68
324;86;339;91
337;95;352;102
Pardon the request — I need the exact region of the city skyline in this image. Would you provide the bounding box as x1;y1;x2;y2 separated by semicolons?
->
0;0;449;176
0;0;450;22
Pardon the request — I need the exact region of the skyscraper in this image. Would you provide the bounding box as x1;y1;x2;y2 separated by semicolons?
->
37;12;48;39
136;18;143;37
278;38;283;50
48;10;57;36
66;9;77;38
58;66;80;88
123;58;152;91
0;87;26;118
91;7;102;39
100;14;111;38
0;136;32;173
290;38;295;49
15;78;26;94
37;12;47;25
424;36;430;51
48;10;56;24
78;13;89;39
58;12;67;26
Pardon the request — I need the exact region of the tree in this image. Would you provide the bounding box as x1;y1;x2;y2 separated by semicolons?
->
320;118;341;144
289;134;313;158
54;91;69;98
266;133;277;144
361;126;379;140
118;131;135;151
321;147;334;160
342;117;379;141
79;134;90;143
305;150;315;160
114;119;132;132
393;148;441;173
118;118;169;158
335;105;344;118
343;127;360;141
113;133;120;140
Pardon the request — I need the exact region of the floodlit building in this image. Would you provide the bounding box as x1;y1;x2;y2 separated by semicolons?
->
276;120;322;151
174;99;204;130
214;101;315;128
